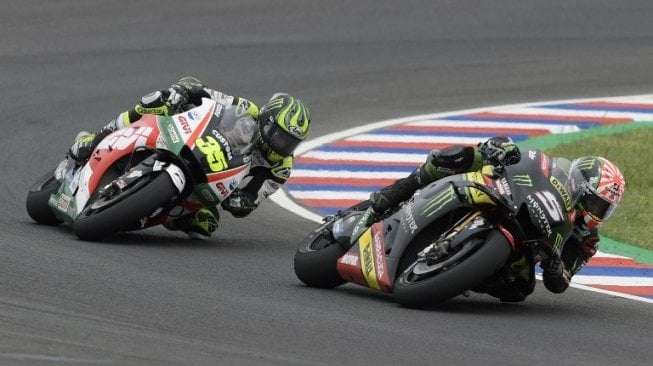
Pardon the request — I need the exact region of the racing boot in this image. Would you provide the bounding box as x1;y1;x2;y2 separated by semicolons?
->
371;144;487;213
370;168;424;213
164;208;219;240
67;117;127;164
496;254;536;302
68;131;97;163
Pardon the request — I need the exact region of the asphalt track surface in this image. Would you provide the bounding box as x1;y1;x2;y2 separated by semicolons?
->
2;1;652;365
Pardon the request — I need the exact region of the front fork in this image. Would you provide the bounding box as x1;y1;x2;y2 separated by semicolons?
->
417;209;517;263
418;211;484;261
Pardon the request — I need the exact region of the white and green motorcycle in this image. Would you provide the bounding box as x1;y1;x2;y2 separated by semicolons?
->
27;98;255;241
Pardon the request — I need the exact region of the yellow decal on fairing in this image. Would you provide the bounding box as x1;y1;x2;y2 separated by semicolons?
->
465;171;494;206
358;229;381;290
195;136;228;172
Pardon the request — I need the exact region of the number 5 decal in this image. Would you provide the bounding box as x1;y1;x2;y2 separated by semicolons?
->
534;190;563;221
195;136;228;172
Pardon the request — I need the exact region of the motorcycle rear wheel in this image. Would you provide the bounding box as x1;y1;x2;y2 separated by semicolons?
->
393;230;511;309
73;172;178;241
294;221;347;288
26;169;63;225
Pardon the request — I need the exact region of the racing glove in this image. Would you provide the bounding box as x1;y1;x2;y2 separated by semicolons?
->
478;136;521;166
132;84;190;118
67;119;125;163
562;227;599;276
222;189;258;218
541;256;571;294
164;84;190;113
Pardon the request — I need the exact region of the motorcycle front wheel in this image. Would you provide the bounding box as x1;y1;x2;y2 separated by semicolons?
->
393;229;511;309
73;172;179;241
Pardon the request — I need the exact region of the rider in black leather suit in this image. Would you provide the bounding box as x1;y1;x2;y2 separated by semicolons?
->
369;136;625;302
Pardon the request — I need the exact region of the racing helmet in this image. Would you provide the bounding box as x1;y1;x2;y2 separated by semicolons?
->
257;93;311;161
570;156;625;229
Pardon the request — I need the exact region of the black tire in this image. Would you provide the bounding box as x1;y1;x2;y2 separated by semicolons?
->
73;173;178;241
294;224;347;288
393;230;511;309
26;169;63;225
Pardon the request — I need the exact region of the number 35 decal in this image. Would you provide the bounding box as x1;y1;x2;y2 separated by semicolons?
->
195;136;228;172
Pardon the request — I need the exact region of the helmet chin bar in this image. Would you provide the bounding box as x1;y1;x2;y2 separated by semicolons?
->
256;136;285;162
581;209;602;230
260;121;301;157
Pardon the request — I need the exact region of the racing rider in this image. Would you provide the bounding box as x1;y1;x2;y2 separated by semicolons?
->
68;77;311;240
369;136;625;302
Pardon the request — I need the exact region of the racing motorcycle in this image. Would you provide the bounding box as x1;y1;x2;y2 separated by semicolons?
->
26;98;256;241
294;151;579;308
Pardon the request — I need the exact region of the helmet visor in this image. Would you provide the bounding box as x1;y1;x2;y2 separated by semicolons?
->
261;121;302;157
581;190;618;222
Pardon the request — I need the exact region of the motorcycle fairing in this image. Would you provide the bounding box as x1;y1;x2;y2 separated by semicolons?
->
335;181;468;292
160;99;219;151
504;151;575;257
49;158;90;221
335;170;512;293
47;98;252;222
49;125;171;221
194;164;251;204
335;196;506;293
382;181;468;259
85;98;217;193
336;222;392;292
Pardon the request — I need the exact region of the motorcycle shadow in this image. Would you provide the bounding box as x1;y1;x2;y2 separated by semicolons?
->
91;231;218;247
25;221;225;248
320;284;573;315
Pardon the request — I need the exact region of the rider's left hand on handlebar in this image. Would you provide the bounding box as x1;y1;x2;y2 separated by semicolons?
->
164;84;190;113
478;136;521;166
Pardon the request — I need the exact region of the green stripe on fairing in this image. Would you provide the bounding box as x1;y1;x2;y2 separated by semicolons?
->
158;116;186;154
518;121;653;264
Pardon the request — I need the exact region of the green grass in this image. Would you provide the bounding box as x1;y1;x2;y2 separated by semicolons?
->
526;124;653;251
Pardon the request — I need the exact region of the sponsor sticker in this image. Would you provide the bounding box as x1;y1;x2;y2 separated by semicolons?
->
339;253;359;266
167;124;180;143
57;194;71;212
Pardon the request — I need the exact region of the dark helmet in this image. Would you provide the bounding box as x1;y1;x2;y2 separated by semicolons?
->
257;93;311;161
570;156;625;229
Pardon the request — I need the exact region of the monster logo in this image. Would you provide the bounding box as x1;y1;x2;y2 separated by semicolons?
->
422;186;456;217
513;174;533;187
